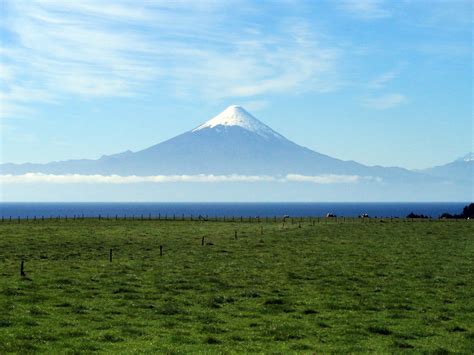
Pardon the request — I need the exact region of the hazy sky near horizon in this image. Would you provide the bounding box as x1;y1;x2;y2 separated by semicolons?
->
1;0;472;169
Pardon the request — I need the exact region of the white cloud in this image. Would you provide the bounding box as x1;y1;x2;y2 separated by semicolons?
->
368;69;399;89
286;174;382;184
0;173;381;185
0;102;35;119
0;173;277;184
286;174;360;184
0;63;16;82
338;0;390;20
363;93;407;110
1;0;341;118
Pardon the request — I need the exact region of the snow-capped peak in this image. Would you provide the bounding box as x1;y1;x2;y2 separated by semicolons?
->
193;105;284;139
458;152;474;162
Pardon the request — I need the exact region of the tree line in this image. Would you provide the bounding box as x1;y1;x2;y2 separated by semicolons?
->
407;203;473;219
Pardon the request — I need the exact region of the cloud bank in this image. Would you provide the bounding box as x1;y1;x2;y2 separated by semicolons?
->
0;173;381;185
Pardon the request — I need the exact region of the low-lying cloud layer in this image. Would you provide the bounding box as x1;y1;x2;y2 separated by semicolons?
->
0;173;381;185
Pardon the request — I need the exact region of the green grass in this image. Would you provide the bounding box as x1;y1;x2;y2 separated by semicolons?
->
0;218;473;353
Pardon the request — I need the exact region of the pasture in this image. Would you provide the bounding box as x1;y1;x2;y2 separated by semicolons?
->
0;217;473;353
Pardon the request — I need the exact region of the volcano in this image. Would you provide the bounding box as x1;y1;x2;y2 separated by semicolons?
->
0;105;448;184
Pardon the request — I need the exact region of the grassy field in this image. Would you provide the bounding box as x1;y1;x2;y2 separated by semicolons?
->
0;217;473;353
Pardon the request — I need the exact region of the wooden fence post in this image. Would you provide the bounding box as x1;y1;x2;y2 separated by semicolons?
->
20;260;26;277
109;249;113;262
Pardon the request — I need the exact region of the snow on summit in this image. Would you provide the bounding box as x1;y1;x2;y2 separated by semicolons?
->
458;152;474;162
193;105;284;139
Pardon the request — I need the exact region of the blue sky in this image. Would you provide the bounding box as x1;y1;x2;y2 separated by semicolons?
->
1;0;472;169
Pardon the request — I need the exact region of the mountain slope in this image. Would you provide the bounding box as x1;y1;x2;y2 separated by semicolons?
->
421;153;473;183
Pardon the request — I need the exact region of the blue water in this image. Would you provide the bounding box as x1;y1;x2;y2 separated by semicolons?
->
0;202;468;219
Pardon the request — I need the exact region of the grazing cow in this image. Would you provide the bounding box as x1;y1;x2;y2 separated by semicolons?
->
326;213;336;218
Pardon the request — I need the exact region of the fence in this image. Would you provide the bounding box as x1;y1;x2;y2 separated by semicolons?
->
0;215;469;223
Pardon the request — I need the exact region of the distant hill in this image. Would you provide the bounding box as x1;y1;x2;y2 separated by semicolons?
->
420;153;473;184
